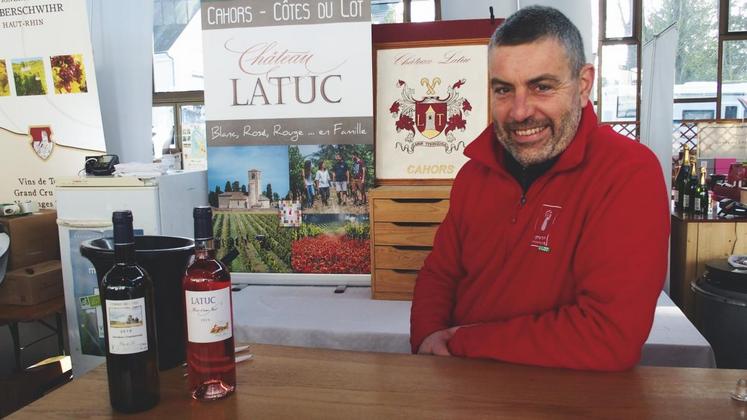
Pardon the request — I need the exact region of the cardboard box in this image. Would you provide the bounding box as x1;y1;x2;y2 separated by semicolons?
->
0;210;59;270
0;260;63;305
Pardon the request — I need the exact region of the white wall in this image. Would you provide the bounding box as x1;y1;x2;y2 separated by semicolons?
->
441;0;594;68
522;1;594;70
440;0;516;20
87;0;154;164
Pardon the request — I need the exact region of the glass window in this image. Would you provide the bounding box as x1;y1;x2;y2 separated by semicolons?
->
600;44;638;121
372;0;403;23
722;40;747;119
729;0;747;32
180;104;207;170
153;0;203;92
411;0;435;22
682;109;714;119
605;0;634;38
371;0;436;24
152;106;175;161
643;0;718;99
674;101;716;121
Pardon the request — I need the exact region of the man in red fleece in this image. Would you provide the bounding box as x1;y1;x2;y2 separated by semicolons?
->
410;6;670;371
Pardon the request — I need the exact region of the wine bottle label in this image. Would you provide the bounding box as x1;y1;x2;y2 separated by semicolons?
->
105;298;148;355
695;198;701;210
683;196;690;207
185;288;233;343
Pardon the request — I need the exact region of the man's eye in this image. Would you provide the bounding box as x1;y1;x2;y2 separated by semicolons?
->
536;84;552;92
493;87;510;95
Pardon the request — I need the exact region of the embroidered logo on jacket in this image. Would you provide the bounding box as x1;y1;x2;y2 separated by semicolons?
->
530;204;562;252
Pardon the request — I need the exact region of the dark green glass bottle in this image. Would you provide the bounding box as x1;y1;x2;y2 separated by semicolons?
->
681;159;694;214
101;210;160;413
694;167;709;215
675;147;691;211
687;165;698;214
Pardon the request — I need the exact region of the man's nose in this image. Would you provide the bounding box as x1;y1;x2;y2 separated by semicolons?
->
509;90;533;122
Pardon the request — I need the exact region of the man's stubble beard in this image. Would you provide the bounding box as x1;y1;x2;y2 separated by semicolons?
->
494;100;582;167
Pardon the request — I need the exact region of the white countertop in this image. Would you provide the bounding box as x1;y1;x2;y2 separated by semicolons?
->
231;286;715;368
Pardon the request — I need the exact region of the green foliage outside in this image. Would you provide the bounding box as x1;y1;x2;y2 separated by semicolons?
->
643;0;747;84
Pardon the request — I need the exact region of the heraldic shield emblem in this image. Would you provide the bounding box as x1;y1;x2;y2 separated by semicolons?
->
388;77;472;153
415;98;447;139
29;126;54;160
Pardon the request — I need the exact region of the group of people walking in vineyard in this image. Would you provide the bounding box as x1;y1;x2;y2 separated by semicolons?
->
302;152;367;209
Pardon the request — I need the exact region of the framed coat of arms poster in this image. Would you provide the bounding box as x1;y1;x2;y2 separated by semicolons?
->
373;20;498;184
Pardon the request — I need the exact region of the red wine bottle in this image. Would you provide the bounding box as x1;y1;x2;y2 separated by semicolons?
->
101;210;159;413
183;206;236;400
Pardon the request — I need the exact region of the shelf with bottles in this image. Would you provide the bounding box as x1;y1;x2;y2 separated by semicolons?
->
671;145;721;219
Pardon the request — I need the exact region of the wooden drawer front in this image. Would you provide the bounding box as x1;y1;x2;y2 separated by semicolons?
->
374;246;431;270
374;223;439;247
373;269;417;300
373;199;449;223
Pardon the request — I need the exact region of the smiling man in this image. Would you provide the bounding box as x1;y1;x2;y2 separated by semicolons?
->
409;6;670;371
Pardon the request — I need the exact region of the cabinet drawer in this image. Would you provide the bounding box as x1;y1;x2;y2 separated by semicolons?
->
373;199;449;223
374;246;431;270
374;223;440;247
373;269;417;300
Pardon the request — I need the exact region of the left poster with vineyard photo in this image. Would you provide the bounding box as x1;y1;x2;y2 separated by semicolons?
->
0;0;106;209
201;0;373;275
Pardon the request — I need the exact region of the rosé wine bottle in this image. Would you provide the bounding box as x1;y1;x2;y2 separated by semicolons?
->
182;206;235;400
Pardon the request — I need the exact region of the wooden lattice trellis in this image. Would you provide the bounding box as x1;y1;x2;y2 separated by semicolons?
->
606;120;706;160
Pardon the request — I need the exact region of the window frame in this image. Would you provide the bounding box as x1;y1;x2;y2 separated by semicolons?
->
597;0;643;126
718;0;747;119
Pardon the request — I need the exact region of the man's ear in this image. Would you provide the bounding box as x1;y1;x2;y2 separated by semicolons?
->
577;64;595;106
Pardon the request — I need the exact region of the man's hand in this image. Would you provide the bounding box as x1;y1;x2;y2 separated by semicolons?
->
417;326;460;356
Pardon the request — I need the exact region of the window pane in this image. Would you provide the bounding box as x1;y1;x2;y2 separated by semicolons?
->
722;40;747;119
643;0;717;99
600;44;638;122
372;0;403;23
153;0;204;92
605;0;634;38
152;106;175;161
411;0;435;22
675;102;716;120
729;0;747;32
180;104;208;170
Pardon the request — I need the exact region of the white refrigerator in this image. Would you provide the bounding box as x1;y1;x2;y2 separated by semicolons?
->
55;170;207;376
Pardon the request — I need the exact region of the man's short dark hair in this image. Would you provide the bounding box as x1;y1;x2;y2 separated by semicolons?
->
489;6;585;76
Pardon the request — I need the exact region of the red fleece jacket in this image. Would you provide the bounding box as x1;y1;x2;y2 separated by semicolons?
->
410;104;670;371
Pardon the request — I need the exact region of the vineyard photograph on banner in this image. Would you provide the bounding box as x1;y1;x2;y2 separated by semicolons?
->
207;144;373;274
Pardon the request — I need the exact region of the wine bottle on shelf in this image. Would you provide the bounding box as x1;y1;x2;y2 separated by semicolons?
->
674;146;691;211
681;160;694;214
183;206;236;401
694;167;709;215
687;162;699;214
101;210;159;413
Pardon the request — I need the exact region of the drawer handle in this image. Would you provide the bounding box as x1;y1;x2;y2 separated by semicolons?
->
391;245;432;251
392;269;419;274
392;198;444;203
391;222;440;227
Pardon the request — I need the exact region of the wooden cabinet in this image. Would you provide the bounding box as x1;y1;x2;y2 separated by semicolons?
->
670;211;747;322
369;186;451;300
